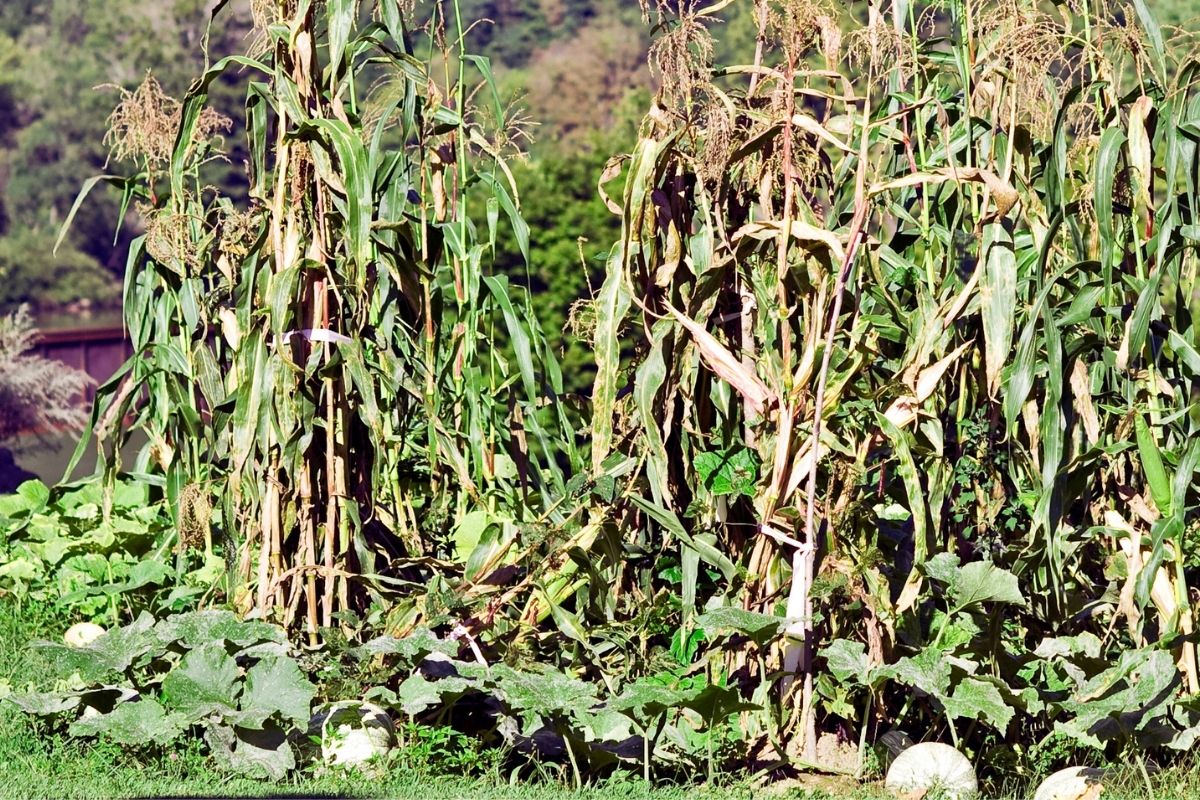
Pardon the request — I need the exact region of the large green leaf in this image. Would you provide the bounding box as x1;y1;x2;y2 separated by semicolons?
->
880;647;952;699
980;223;1016;395
36;612;159;683
628;495;738;580
819;639;871;686
693;448;760;498
6;691;83;716
69;698;185;745
489;665;598;735
326;0;355;74
609;679;694;721
161;642;240;721
353;629;457;664
576;708;634;743
877;413;928;572
926;554;1023;610
943;677;1014;730
155;611;285;651
1057;649;1178;748
295;118;374;271
590;246;631;472
390;673;475;716
950;561;1024;610
695;606;783;645
237;656;315;729
452;508;495;566
206;721;296;780
1135;414;1172;516
1095;127;1127;255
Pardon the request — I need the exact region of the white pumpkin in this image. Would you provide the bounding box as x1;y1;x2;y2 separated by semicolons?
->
320;702;395;766
63;622;106;648
1033;767;1105;800
885;742;978;799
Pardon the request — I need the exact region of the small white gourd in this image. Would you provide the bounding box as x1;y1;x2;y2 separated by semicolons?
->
63;622;106;648
885;741;978;799
1033;767;1105;800
320;702;395;766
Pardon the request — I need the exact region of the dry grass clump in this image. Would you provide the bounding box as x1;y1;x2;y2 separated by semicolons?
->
1094;4;1156;88
251;0;276;37
1065;103;1100;226
104;73;232;168
660;0;840;188
566;297;599;342
249;0;309;52
0;306;92;443
478;94;538;161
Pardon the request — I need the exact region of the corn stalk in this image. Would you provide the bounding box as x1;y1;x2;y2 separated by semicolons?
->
64;0;576;638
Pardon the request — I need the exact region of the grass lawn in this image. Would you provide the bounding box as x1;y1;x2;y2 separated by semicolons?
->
1;599;1197;800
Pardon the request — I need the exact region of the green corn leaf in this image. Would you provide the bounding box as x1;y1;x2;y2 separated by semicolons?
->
1135;414;1172;516
628;495;737;580
53;175;126;256
636;321;672;505
980;222;1016;396
1126;270;1165;368
1095;127;1127;257
876;412;927;569
326;0;356;77
231;327;268;477
477;172;529;264
295;118;374;271
171;55;270;199
483;276;537;403
590;246;630;472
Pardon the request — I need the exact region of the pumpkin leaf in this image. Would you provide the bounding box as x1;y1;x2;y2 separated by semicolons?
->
237;656;315;729
69;698;185;745
161;642;240;722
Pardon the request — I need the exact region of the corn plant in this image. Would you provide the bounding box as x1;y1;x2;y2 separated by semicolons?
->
44;0;1200;781
590;0;1200;761
62;0;577;642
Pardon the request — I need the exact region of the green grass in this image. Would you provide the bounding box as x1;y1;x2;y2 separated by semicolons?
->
0;735;747;800
2;599;1200;800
